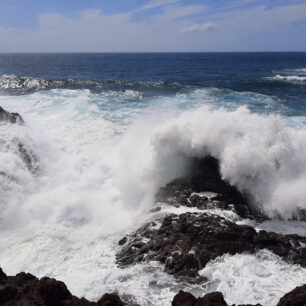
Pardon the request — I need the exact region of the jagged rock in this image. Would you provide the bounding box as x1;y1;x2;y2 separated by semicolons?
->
17;141;39;174
155;156;264;220
172;291;229;306
277;284;306;306
0;106;39;175
117;213;306;282
0;268;124;306
0;106;23;124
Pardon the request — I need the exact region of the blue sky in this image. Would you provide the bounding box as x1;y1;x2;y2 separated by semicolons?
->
0;0;306;52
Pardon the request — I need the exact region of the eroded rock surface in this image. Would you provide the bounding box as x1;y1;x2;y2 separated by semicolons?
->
0;268;124;306
117;212;306;282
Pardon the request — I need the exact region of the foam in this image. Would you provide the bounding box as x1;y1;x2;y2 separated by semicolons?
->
0;88;305;304
267;74;306;84
200;250;306;306
151;106;306;219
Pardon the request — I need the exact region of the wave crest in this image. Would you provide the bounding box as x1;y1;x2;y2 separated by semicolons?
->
151;106;306;219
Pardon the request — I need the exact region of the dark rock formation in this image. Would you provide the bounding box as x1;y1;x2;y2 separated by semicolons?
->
277;284;306;306
194;292;227;306
171;291;262;306
0;106;24;124
17;141;39;174
156;156;264;220
0;106;39;175
0;267;305;306
117;212;306;282
172;290;197;306
0;268;123;306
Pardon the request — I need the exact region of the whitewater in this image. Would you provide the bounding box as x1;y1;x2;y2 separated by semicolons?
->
0;84;306;305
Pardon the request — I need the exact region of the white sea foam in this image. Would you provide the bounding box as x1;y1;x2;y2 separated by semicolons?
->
0;89;305;305
151;106;306;219
200;250;306;306
267;74;306;83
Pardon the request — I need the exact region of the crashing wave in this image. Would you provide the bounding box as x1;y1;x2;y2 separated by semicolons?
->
266;74;306;84
150;106;306;219
0;75;186;96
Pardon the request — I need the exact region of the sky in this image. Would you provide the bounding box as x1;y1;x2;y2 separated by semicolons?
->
0;0;306;52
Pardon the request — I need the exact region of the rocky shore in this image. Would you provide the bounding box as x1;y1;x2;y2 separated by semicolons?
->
0;267;305;305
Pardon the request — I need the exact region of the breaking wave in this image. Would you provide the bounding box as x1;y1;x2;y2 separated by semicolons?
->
267;74;306;84
151;106;306;219
0;86;306;305
0;75;189;96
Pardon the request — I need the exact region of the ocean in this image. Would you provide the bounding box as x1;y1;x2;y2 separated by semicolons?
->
0;52;306;305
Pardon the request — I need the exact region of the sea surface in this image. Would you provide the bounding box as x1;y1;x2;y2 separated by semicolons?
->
0;53;306;305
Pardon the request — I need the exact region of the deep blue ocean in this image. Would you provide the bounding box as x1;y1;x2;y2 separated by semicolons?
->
1;52;306;115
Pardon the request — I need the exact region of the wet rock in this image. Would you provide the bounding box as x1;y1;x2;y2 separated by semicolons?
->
172;291;229;306
0;267;124;306
17;141;39;174
117;213;306;281
0;106;39;175
172;290;197;306
156;156;264;220
119;237;128;246
277;284;306;306
195;292;227;306
0;106;24;124
97;293;124;306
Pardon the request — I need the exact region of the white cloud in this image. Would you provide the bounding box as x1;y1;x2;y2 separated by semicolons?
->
137;0;181;11
0;2;306;52
182;23;217;32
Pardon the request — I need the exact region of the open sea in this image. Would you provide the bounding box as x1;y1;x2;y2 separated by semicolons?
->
0;53;306;305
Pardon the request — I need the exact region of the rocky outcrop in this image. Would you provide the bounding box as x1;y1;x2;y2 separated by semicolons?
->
277;284;306;306
156;156;264;220
0;267;305;306
0;268;123;306
117;212;306;282
172;291;228;306
0;106;39;175
0;106;23;124
172;286;306;306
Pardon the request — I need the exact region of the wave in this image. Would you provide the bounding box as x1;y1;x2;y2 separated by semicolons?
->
0;90;305;233
266;74;306;84
200;250;306;306
0;75;188;96
0;92;306;304
151;106;306;219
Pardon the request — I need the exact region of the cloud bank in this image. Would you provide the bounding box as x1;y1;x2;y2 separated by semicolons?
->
0;0;306;52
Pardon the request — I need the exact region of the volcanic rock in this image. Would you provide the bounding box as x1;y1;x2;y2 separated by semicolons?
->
277;284;306;306
117;213;306;282
0;268;124;306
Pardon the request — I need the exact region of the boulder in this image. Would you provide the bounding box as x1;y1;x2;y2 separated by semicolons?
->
277;284;306;306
